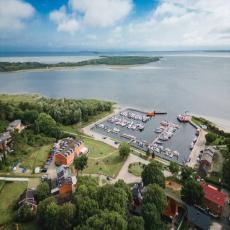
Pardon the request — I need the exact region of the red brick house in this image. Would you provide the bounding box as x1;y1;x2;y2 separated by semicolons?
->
200;183;226;216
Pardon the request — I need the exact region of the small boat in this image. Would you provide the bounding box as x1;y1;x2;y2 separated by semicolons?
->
190;142;194;150
173;151;179;157
177;114;190;122
160;121;169;126
156;140;163;145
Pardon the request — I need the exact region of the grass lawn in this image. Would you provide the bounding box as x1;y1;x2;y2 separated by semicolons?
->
0;94;41;104
128;162;145;177
20;145;51;171
212;152;223;173
83;137;116;158
83;150;125;177
0;181;28;225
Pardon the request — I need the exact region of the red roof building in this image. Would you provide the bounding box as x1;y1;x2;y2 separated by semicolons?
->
200;183;226;216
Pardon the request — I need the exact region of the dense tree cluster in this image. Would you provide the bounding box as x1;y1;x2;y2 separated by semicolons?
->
141;161;165;187
181;179;204;205
0;97;112;127
35;177;131;230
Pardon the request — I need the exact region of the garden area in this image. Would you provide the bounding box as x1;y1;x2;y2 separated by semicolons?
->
83;150;125;177
128;162;145;177
0;181;28;225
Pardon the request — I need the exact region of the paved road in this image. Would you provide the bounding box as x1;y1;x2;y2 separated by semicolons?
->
115;153;172;184
187;129;206;168
0;177;29;182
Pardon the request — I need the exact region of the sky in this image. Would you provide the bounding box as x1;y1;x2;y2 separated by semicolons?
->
0;0;230;52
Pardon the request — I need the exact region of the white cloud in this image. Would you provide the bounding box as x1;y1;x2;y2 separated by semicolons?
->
69;0;132;27
50;0;132;33
0;0;35;31
116;0;230;49
49;6;79;33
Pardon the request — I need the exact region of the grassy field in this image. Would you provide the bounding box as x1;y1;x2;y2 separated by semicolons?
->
83;150;125;177
0;94;41;103
20;145;51;170
83;137;116;158
128;162;145;177
0;181;28;225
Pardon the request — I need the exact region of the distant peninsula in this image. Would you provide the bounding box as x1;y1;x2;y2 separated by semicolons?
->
0;56;160;72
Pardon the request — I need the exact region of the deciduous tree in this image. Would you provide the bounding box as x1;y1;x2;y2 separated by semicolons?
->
141;161;165;187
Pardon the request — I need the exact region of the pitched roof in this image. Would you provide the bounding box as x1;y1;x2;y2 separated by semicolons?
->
18;188;36;206
8;119;21;128
186;205;211;230
56;166;73;186
55;138;83;158
201;153;213;164
200;183;226;208
0;132;11;143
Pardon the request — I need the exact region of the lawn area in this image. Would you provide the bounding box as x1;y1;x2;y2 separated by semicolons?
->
128;162;145;177
20;145;51;171
0;181;28;225
212;152;223;173
83;150;125;177
0;94;41;104
83;137;116;158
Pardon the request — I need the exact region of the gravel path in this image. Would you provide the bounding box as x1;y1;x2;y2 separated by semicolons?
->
186;129;206;168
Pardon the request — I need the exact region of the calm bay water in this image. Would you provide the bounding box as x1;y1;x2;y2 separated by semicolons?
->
0;52;229;121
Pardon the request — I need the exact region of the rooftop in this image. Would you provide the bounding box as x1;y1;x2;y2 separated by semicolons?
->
55;138;83;158
56;165;75;187
8;119;21;129
18;188;36;206
186;205;211;230
200;183;226;208
0;131;11;143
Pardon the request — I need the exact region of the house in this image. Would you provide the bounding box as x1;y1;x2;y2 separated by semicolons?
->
0;131;11;151
200;183;226;216
54;138;84;166
51;166;77;197
163;181;184;221
199;148;214;177
7;119;24;133
186;205;211;230
18;188;37;210
131;182;144;214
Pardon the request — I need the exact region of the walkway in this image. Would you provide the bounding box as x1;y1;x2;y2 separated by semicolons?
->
187;129;206;168
0;177;29;182
115;153;172;184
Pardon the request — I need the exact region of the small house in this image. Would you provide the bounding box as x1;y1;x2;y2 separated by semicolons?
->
7;119;24;133
200;183;226;216
199;148;214;177
18;188;37;210
0;132;11;151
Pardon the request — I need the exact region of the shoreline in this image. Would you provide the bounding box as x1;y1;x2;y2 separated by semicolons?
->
0;63;154;73
191;113;230;133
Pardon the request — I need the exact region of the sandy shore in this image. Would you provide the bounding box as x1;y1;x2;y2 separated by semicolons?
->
191;113;230;133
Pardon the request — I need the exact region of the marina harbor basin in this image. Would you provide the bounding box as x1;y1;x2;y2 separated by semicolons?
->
91;108;196;165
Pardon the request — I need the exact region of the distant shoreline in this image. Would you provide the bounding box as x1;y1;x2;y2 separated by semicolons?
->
0;56;160;72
